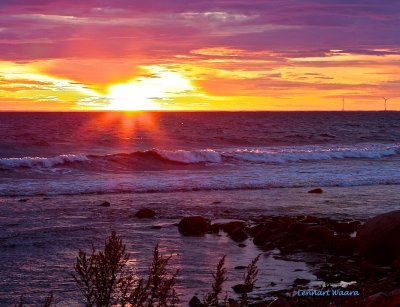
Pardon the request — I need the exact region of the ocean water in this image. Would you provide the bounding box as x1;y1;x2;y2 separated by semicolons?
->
1;111;400;305
1;111;400;196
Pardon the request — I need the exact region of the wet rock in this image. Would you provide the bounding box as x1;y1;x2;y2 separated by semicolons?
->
232;284;253;294
229;227;248;242
178;216;209;236
221;221;246;234
135;208;156;218
301;215;320;223
235;265;247;270
209;223;221;234
388;289;400;306
18;198;29;202
293;278;310;285
360;261;390;278
303;225;334;244
332;236;355;256
248;224;265;236
330;220;360;234
253;229;271;246
366;292;388;307
189;296;203;307
238;243;246;248
308;188;323;194
151;225;162;230
267;298;290;307
357;210;400;265
99;201;111;207
288;222;308;235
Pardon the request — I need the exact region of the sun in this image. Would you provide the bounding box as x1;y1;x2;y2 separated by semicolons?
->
106;66;194;110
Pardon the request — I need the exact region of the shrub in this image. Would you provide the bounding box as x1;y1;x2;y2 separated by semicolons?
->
203;254;261;307
72;231;179;307
203;255;228;306
239;254;261;306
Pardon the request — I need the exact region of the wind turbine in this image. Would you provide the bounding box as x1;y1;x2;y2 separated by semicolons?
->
383;97;389;111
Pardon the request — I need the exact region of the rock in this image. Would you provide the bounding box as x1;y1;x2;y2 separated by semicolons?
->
221;221;247;234
209;223;221;233
99;201;111;207
151;225;162;230
366;292;388;307
232;284;253;294
178;216;209;236
332;236;355;256
293;278;310;285
229;227;248;242
267;298;290;307
189;296;203;307
253;229;271;246
238;243;246;248
331;220;360;234
308;188;323;194
135;208;156;218
357;210;400;265
303;225;334;244
388;289;400;306
288;222;308;234
248;224;265;236
18;198;29;202
235;266;247;270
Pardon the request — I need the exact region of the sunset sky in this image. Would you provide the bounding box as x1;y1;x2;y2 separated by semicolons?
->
0;0;399;111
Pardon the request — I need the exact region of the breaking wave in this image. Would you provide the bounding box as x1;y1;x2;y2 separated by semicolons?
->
1;143;399;171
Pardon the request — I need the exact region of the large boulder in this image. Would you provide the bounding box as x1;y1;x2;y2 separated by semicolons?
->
357;210;400;265
178;216;210;236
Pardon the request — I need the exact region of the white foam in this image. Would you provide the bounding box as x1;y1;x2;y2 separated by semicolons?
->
0;154;89;169
155;149;222;163
223;144;400;163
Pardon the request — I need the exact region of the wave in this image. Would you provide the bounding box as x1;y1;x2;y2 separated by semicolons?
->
1;143;400;171
0;154;89;170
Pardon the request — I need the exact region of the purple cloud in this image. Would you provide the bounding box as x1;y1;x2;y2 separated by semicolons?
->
1;0;400;62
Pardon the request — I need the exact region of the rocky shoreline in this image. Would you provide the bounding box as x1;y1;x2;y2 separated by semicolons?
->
154;209;400;306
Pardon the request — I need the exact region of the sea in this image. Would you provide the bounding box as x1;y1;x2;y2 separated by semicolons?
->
1;111;400;305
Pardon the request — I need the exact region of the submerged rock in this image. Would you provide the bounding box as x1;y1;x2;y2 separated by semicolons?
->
178;216;209;236
135;208;156;218
308;188;323;194
99;201;111;207
357;210;400;265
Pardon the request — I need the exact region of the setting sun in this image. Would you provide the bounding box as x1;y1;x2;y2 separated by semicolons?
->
106;66;194;110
